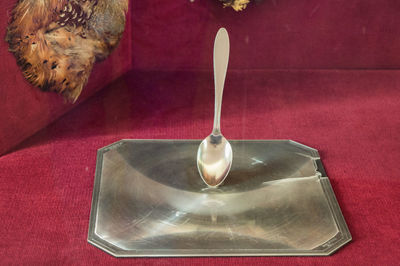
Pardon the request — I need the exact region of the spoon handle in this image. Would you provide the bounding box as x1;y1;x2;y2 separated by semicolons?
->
212;28;230;135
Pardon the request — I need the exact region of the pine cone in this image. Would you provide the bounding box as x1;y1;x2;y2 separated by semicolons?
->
6;0;129;103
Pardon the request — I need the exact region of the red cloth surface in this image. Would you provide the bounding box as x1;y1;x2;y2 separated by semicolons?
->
1;70;399;264
1;0;400;264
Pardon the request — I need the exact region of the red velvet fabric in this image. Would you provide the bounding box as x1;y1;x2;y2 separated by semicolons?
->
1;70;399;264
132;0;400;70
1;0;400;264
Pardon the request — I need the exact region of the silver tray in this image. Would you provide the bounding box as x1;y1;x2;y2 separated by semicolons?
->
88;140;351;257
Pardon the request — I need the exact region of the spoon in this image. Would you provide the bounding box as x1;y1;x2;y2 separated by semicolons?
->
197;28;233;187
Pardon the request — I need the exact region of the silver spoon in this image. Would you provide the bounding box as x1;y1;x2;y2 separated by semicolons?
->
197;28;233;187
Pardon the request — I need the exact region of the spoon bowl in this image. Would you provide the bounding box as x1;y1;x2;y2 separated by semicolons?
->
197;134;233;187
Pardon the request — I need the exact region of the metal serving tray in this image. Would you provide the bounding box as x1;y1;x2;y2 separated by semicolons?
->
88;140;351;257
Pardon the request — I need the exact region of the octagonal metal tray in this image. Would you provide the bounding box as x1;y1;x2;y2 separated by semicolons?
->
88;139;351;257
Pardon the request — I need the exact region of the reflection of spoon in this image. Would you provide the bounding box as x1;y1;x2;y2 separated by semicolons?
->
197;28;233;187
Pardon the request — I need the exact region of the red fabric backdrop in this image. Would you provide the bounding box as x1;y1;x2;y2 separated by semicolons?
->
131;0;400;70
1;0;400;265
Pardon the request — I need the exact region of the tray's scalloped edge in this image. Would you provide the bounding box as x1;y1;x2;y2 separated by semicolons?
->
88;139;352;257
